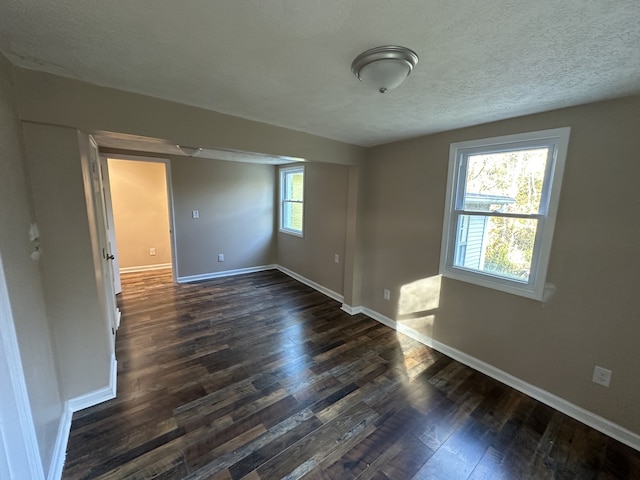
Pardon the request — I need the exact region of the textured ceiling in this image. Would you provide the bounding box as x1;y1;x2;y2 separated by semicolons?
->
0;1;639;147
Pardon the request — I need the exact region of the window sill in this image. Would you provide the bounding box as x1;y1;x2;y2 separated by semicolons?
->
279;228;304;238
440;267;552;302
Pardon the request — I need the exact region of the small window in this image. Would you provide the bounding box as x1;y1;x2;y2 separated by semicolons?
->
280;166;304;237
439;128;570;300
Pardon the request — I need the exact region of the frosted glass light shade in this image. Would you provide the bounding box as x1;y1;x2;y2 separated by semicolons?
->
351;45;418;93
358;59;412;92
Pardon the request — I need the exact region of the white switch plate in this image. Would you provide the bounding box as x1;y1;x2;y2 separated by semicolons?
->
149;247;156;256
218;253;224;262
192;210;199;219
334;254;340;263
383;289;391;301
592;365;612;387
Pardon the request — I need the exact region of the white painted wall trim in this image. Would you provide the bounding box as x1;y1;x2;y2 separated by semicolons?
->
46;406;72;480
360;306;640;452
340;304;363;315
276;265;344;304
177;265;277;284
67;354;117;412
119;263;172;274
0;256;45;479
49;354;117;480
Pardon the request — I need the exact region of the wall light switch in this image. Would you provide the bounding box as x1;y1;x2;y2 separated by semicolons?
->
334;254;340;264
149;247;156;256
592;365;612;387
192;210;199;219
218;253;224;262
383;289;391;301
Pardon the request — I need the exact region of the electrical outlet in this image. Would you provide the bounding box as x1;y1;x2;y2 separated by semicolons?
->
383;289;391;301
192;210;199;219
218;253;224;262
592;365;612;387
334;254;340;264
149;247;156;256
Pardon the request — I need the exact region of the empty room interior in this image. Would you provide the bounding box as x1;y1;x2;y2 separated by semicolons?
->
1;2;639;479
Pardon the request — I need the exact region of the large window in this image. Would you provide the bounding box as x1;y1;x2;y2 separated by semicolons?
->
440;128;570;300
280;165;304;236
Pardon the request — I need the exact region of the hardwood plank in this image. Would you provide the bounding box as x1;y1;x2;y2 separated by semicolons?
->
255;402;379;479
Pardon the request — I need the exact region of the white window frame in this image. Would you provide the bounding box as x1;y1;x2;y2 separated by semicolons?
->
439;127;571;300
279;165;305;237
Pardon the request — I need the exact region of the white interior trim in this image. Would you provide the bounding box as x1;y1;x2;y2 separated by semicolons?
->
177;265;277;284
103;154;178;284
51;354;118;479
46;406;72;480
276;265;344;304
67;354;117;412
439;127;571;301
0;255;45;479
359;306;640;452
340;304;363;315
119;263;172;274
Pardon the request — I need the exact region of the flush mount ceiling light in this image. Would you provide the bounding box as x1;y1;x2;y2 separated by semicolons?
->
351;45;419;93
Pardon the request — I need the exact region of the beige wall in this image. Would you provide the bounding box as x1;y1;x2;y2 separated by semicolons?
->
277;162;349;296
13;68;365;167
0;54;63;473
171;156;276;278
108;159;171;269
23;123;112;401
362;95;640;434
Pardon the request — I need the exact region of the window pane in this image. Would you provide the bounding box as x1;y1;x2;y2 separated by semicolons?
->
463;148;548;214
283;202;303;232
453;214;538;282
285;172;304;201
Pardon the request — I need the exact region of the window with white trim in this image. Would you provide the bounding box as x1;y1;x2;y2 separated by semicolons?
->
439;128;570;300
279;165;304;237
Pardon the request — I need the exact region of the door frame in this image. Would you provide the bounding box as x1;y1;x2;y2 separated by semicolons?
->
100;154;178;283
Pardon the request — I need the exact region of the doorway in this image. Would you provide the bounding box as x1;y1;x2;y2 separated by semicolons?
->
103;155;176;289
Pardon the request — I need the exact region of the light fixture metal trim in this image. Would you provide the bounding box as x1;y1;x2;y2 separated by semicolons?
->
351;45;419;93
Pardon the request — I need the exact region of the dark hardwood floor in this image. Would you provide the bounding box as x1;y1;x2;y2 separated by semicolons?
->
63;269;640;479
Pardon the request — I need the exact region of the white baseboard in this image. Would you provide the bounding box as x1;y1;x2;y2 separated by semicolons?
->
49;354;117;479
341;304;363;315
177;264;277;284
67;354;117;412
119;263;172;274
276;265;344;304
360;307;640;452
47;406;72;480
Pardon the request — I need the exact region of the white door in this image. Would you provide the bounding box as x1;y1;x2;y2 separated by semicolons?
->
88;137;120;345
100;156;122;295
